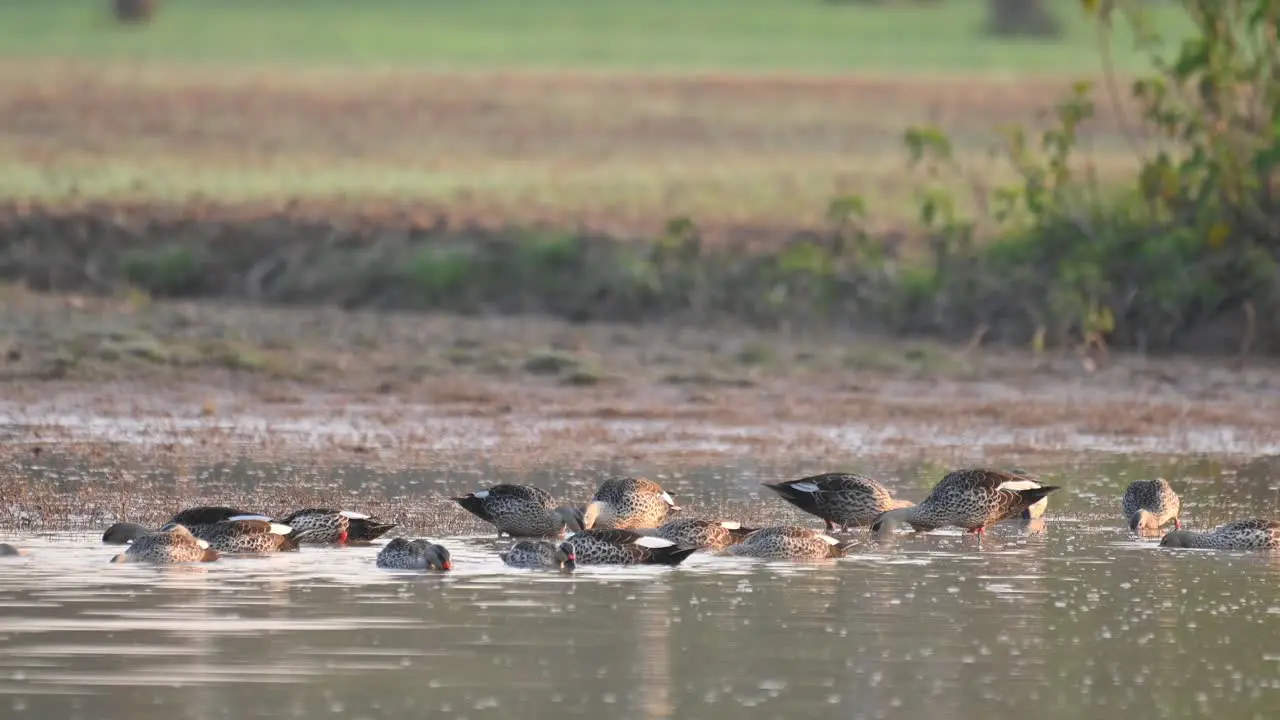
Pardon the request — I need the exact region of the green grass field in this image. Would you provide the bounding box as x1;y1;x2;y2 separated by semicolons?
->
0;0;1189;74
0;0;1194;236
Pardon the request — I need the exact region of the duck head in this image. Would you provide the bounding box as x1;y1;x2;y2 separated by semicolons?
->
1129;509;1157;533
426;544;452;571
581;501;615;530
870;508;915;539
1159;530;1193;548
556;541;577;571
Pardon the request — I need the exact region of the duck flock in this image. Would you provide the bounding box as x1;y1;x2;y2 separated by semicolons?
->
4;468;1276;569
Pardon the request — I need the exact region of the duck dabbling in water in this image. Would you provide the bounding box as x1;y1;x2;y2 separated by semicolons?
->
1160;519;1279;551
109;523;219;565
763;473;914;532
564;529;698;566
1122;478;1182;533
500;540;577;571
104;517;297;553
376;538;452;570
724;526;856;559
632;518;756;550
278;509;397;545
870;468;1061;538
452;484;583;538
582;476;681;530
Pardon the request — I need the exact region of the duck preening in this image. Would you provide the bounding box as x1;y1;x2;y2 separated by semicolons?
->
871;468;1060;537
582;476;680;530
1122;478;1182;533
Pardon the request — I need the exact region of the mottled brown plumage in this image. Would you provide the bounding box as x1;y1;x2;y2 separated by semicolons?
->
1160;519;1278;551
871;468;1060;537
583;476;680;530
763;473;914;531
1122;478;1181;533
724;526;856;559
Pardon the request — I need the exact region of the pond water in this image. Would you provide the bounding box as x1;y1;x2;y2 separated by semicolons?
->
2;454;1280;720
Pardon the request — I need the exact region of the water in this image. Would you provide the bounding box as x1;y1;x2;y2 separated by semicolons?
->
3;455;1280;720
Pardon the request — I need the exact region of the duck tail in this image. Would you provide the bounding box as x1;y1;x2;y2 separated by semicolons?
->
1016;485;1060;509
761;482;819;511
347;518;396;542
645;545;699;566
452;496;493;523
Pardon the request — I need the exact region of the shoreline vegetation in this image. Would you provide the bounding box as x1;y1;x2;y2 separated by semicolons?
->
0;1;1275;360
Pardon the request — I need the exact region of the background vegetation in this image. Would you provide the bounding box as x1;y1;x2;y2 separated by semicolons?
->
0;0;1275;358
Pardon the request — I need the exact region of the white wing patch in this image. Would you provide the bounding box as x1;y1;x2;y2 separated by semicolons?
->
719;521;741;530
339;510;370;519
195;538;211;549
228;514;273;522
818;534;840;545
634;536;676;549
660;492;676;506
472;490;490;499
997;480;1041;492
268;523;292;535
790;482;821;493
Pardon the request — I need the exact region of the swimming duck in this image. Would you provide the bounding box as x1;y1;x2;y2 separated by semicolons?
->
1160;519;1278;551
375;538;452;570
109;524;219;565
500;540;577;571
452;484;584;538
277;508;396;545
1122;477;1182;533
870;468;1061;537
0;543;25;557
105;518;297;553
102;522;154;545
633;518;756;550
582;476;680;530
763;473;915;532
564;529;698;566
723;526;855;559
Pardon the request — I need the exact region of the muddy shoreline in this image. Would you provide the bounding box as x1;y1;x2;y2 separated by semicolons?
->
2;286;1277;491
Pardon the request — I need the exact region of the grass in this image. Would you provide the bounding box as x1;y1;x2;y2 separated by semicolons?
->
0;0;1191;74
0;63;1146;236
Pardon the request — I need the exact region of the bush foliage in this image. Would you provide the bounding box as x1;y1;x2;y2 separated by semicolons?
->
895;0;1279;355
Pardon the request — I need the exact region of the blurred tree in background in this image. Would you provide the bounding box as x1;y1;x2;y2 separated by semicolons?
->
114;0;158;24
986;0;1062;36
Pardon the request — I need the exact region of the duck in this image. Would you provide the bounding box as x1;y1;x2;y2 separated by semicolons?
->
452;484;584;538
277;508;396;545
763;473;915;532
375;538;452;570
563;529;698;566
723;526;856;559
1005;468;1050;520
1160;519;1278;551
582;476;680;530
102;522;154;545
1122;477;1181;533
501;540;577;571
108;524;219;565
0;543;26;557
104;518;298;554
632;518;756;550
870;468;1061;537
